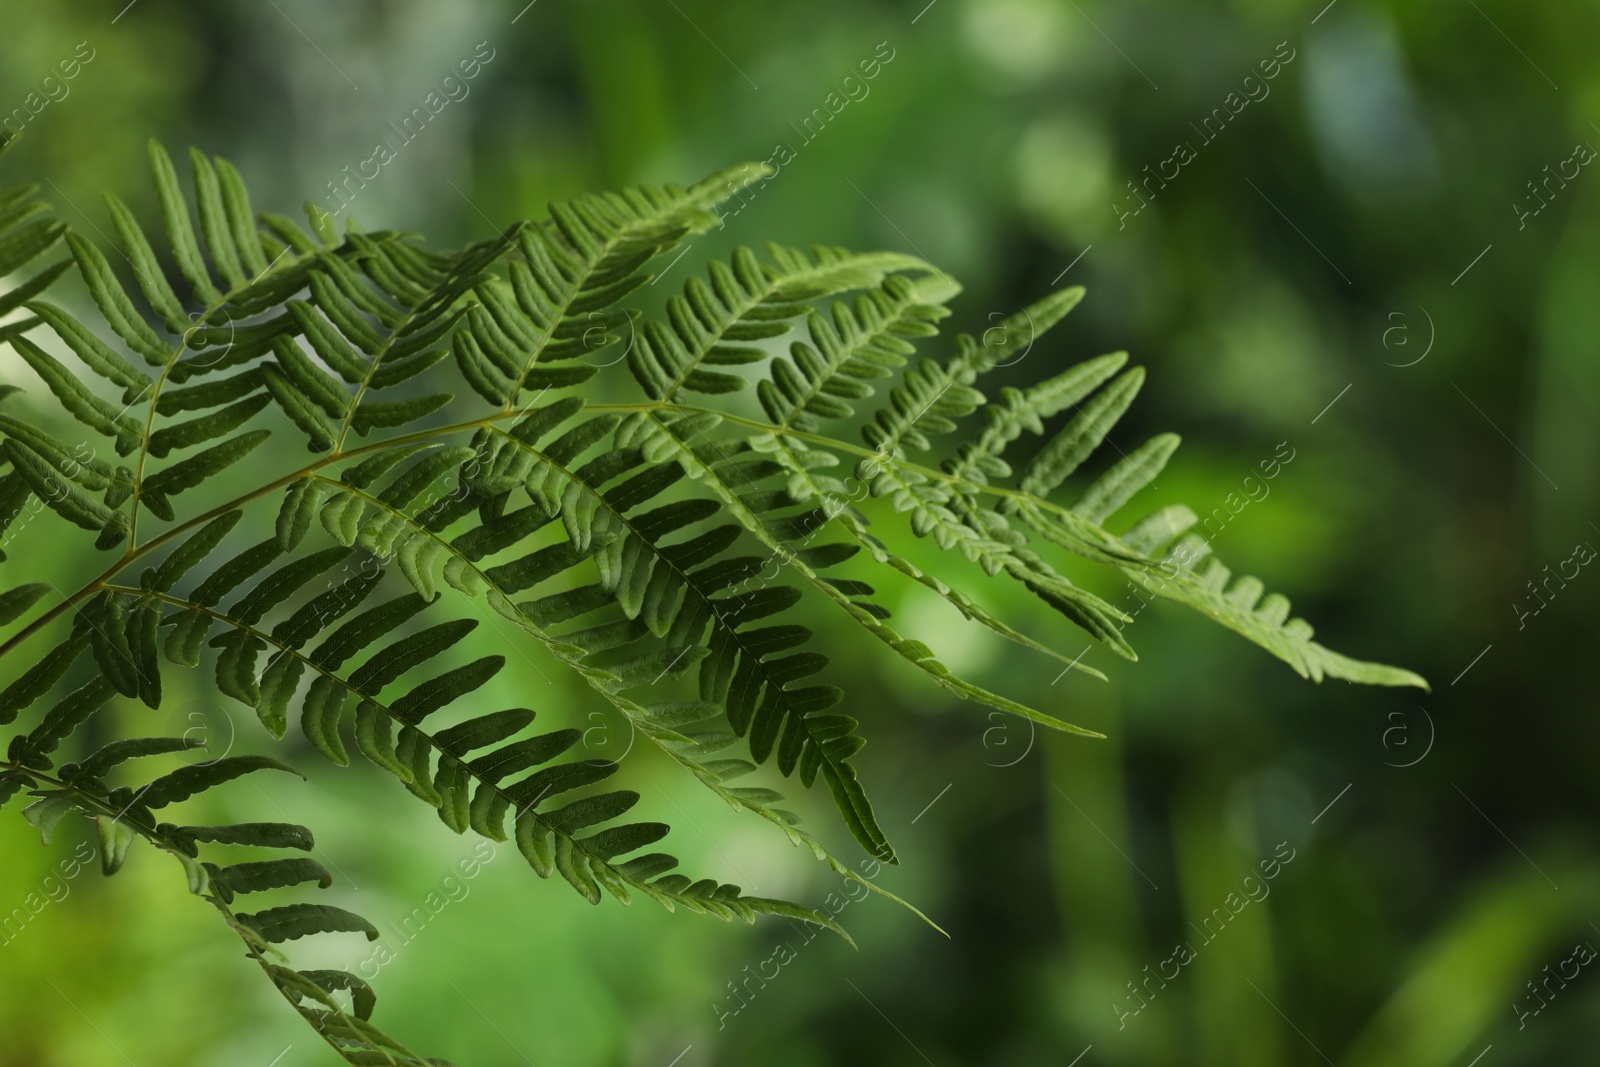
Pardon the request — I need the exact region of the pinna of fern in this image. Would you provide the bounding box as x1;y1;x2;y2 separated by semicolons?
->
0;138;1425;1064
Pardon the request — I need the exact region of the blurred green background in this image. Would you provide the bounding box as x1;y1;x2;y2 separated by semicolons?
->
2;1;1596;1064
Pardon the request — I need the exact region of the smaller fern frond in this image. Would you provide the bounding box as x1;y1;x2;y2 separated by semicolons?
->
91;525;854;934
3;741;442;1066
483;163;772;406
628;244;946;402
1117;510;1430;689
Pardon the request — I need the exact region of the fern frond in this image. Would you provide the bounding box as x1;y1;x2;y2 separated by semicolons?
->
1118;508;1429;687
473;164;771;406
627;243;946;402
0;164;68;296
860;289;1082;456
759;273;953;432
0;144;1426;1066
638;408;1120;723
3;740;445;1066
102;554;851;931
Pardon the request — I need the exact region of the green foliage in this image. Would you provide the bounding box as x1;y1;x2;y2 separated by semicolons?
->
0;141;1425;1064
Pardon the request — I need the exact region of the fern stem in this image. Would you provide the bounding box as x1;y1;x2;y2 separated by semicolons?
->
127;354;187;548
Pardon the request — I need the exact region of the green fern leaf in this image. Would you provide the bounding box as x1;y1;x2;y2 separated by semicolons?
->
139;754;302;808
0;583;48;627
140;430;271;520
64;232;172;365
1;439;123;535
27;300;155;403
236;903;379;944
0;220;67;279
147;140;222;304
0;634;88;725
1017;366;1146;498
8;335;142;453
102;192;190;331
184;822;315;850
74;736;202;779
